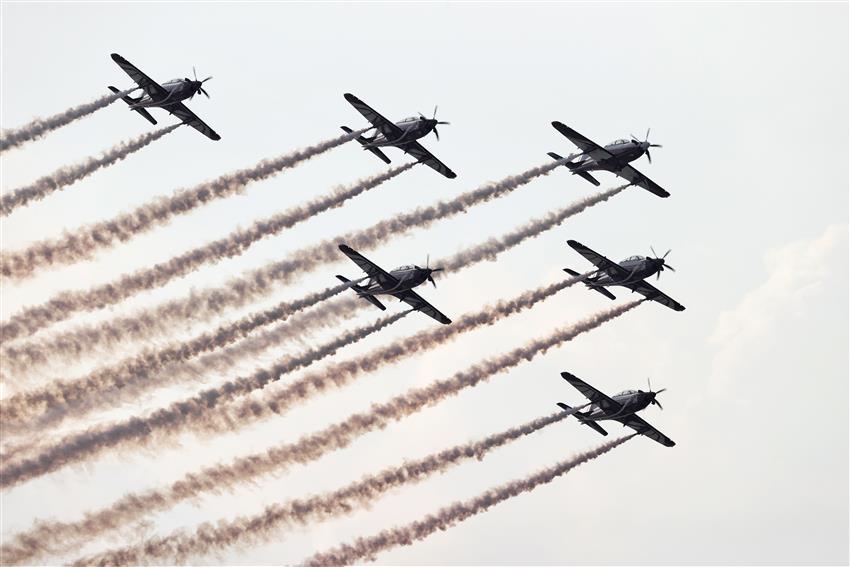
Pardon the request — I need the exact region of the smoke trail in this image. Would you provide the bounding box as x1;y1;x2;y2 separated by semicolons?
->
1;158;576;361
69;410;584;566
441;183;628;271
0;299;639;557
200;274;589;434
300;435;636;567
0;163;413;344
2;272;585;472
0;129;366;282
1;125;180;216
0;308;417;488
0;290;360;430
0;90;131;153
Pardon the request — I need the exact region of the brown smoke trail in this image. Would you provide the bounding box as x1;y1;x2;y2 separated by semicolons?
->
0;125;180;216
0;289;360;430
0;162;413;343
441;183;628;271
300;435;636;567
0;308;417;488
0;128;366;282
2;272;584;473
0;300;639;557
0;90;132;153
70;410;585;566
1;158;575;364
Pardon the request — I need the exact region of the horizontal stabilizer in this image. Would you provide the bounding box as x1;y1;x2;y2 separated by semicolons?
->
564;269;617;301
109;86;157;125
557;403;608;436
575;170;600;186
342;126;391;164
337;275;387;311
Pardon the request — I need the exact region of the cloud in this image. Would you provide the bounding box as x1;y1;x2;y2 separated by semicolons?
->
708;224;848;393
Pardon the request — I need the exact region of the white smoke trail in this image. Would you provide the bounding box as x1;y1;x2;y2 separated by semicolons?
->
0;125;180;216
300;435;636;567
0;90;132;153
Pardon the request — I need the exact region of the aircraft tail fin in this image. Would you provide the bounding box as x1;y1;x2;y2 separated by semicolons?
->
109;86;157;125
342;126;391;164
336;275;387;311
557;403;608;436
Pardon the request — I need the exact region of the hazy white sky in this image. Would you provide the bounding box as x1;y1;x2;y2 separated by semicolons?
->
1;2;847;565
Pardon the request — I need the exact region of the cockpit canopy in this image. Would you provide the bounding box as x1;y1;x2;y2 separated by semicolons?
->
399;116;423;124
609;138;632;146
393;264;418;271
614;389;638;397
622;255;645;262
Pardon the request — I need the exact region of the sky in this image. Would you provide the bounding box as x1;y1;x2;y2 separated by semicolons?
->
1;1;847;565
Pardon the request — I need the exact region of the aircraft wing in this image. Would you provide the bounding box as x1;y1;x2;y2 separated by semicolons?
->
560;372;622;414
614;163;670;198
166;102;221;141
551;122;614;162
338;244;400;289
624;279;686;312
398;141;457;179
110;53;169;99
613;413;676;447
391;289;451;325
344;93;404;140
567;240;632;280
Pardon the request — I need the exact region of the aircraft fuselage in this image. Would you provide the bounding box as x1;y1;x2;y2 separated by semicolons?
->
359;266;432;296
587;256;664;287
364;117;438;148
130;79;203;109
570;139;650;173
580;390;655;421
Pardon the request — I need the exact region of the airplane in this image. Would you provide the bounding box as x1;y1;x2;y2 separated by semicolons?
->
341;93;456;179
557;371;675;447
548;122;668;197
565;239;685;312
336;244;451;324
108;53;221;141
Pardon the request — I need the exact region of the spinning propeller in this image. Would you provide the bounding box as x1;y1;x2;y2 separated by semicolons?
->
188;66;213;99
649;246;675;279
419;106;451;141
424;254;444;288
646;378;667;410
630;128;663;164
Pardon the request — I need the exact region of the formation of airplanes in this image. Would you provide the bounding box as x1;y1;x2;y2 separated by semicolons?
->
108;53;683;448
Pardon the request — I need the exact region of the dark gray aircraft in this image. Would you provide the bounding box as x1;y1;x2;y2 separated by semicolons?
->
341;93;456;179
336;244;451;324
565;239;685;311
557;371;675;447
548;122;668;197
108;53;220;140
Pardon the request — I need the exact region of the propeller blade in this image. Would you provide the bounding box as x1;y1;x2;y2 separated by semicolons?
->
200;88;210;98
436;120;451;125
665;264;676;272
650;246;658;258
649;143;663;148
433;105;438;119
429;275;436;288
663;248;671;259
630;133;640;142
418;111;426;119
646;148;652;164
201;76;213;83
434;127;440;141
655;399;664;410
645;127;651;141
193;66;197;80
656;271;661;280
647;378;652;392
426;254;430;269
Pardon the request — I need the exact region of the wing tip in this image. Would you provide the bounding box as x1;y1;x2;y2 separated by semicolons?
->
445;171;457;179
338;243;353;254
343;92;358;103
110;53;124;63
566;239;581;249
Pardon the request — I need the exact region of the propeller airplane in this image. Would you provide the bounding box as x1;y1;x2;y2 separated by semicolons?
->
341;93;456;178
557;371;675;447
108;53;220;140
548;122;669;197
336;244;451;324
564;239;685;311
